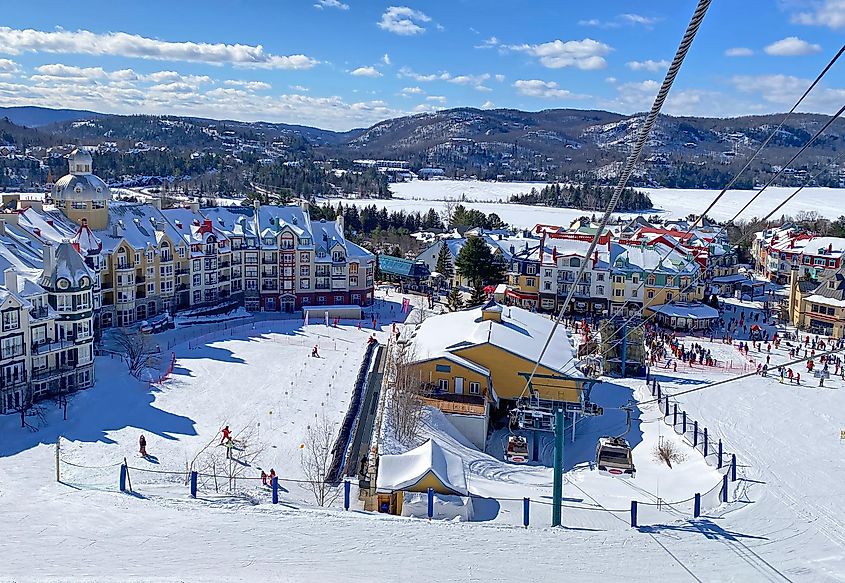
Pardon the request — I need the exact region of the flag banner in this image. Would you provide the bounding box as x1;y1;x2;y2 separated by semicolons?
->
304;311;309;326
402;297;410;313
325;311;329;326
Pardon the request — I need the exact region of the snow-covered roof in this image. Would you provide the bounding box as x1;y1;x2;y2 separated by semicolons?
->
376;439;468;496
412;304;580;375
650;302;719;320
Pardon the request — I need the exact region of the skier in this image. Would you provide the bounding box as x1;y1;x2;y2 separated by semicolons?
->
220;425;231;445
311;345;320;358
796;372;801;385
778;366;784;383
269;468;277;485
139;434;148;457
261;470;268;486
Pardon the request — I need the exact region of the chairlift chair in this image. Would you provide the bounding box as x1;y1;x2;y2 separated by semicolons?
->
595;404;636;478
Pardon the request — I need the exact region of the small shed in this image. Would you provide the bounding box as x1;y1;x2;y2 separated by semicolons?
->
648;302;719;331
375;439;471;518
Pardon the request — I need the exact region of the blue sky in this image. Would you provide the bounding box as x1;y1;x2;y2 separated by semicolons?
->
0;0;842;130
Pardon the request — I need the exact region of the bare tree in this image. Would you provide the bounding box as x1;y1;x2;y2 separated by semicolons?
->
654;437;686;468
386;342;427;443
300;416;341;507
441;198;458;229
192;423;265;495
12;387;46;430
113;329;161;379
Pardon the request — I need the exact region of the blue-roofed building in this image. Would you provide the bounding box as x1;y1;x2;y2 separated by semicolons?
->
377;254;431;289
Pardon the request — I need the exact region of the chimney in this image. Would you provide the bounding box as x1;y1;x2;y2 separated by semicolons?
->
204;219;213;230
829;243;833;254
42;241;54;275
593;250;599;267
4;268;17;293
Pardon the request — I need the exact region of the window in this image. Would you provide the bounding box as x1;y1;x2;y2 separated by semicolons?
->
2;310;19;332
666;276;675;287
544;281;552;291
614;275;624;284
1;336;23;359
526;264;537;275
72;201;87;210
178;246;186;258
435;364;451;373
647;290;655;299
666;292;674;301
300;252;309;262
569;258;580;268
469;382;480;394
647;276;656;286
544;269;552;278
146;250;154;263
147;283;155;294
597;273;605;281
318;296;326;305
438;379;449;392
300;265;310;276
526;278;535;287
596;285;604;295
334;295;344;303
614;289;624;297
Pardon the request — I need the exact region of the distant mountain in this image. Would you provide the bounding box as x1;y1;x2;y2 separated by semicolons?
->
0;106;103;127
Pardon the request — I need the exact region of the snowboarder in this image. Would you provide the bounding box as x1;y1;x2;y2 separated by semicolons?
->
139;434;148;457
311;345;320;358
220;425;231;445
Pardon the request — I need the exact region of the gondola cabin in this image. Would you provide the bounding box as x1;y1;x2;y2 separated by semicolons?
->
596;436;636;478
505;435;529;464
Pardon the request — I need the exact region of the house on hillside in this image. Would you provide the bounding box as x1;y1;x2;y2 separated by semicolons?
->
790;266;845;338
408;300;594;447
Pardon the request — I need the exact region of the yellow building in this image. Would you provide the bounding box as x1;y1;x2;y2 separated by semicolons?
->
790;267;845;338
52;149;111;230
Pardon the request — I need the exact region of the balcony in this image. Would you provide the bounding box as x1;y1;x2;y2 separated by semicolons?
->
176;283;188;291
160;255;173;263
261;284;278;291
0;374;28;390
115;263;134;272
29;306;50;321
32;338;75;355
176;268;189;276
32;364;78;382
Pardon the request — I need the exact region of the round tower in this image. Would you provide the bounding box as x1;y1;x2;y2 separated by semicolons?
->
52;148;111;229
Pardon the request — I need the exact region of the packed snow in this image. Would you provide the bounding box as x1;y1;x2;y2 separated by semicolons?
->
1;291;844;580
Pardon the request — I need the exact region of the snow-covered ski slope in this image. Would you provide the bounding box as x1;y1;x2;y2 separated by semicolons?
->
326;180;844;229
1;294;844;581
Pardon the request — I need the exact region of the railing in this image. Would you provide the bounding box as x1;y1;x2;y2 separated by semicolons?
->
29;306;50;320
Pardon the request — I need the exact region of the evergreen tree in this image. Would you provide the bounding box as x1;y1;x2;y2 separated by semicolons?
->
454;236;505;288
446;287;464;311
469;281;487;306
435;242;454;280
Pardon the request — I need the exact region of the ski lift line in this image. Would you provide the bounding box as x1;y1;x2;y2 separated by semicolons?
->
559;145;845;379
640;344;845;407
518;0;714;402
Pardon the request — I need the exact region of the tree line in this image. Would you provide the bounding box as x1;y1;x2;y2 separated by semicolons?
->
510;182;654;211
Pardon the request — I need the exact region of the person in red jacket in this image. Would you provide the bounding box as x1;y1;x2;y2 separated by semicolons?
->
220;425;231;445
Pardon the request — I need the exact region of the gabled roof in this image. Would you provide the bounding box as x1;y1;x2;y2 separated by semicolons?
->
376;439;468;495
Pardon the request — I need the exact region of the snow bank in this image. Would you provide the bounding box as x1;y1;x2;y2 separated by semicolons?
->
401;491;474;521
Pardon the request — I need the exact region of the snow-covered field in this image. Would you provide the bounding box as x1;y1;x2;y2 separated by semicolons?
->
326;180;844;229
2;293;845;581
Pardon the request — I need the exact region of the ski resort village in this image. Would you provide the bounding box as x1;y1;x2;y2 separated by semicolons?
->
0;144;843;581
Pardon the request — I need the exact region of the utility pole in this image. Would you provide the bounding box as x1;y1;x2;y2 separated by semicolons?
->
552;408;564;527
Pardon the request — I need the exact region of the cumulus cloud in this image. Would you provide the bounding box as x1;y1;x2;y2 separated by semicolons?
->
725;47;754;57
791;0;845;29
350;66;382;78
314;0;349;9
425;95;447;103
224;80;271;91
513;79;583;99
626;59;669;72
0;26;319;70
382;53;391;65
764;36;821;56
731;74;845;112
0;58;20;77
377;6;432;35
505;38;612;70
400;86;423;96
481;100;495;109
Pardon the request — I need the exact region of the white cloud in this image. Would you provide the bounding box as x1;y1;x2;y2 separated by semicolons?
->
224;80;271;91
425;95;447;103
605;76;617;84
494;74;505;82
505;38;612;70
579;13;659;28
474;36;499;49
350;66;382;78
382;53;391;65
0;58;20;77
731;74;845;112
513;79;583;99
725;47;754;57
398;67;491;90
314;0;349;9
0;26;319;70
289;85;309;92
481;100;495;109
400;86;423;95
791;0;845;29
764;36;821;56
626;59;669;72
377;6;432;36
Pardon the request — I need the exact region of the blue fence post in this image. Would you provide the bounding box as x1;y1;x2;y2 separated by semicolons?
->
190;471;197;498
657;383;662;401
271;476;279;504
673;403;678;427
664;395;669;416
344;479;351;511
652;378;657;395
718;439;723;469
630;501;638;528
523;497;530;528
693;421;699;447
694;493;701;518
427;487;434;520
119;464;127;492
722;474;729;502
731;454;737;482
682;411;687;434
703;428;709;457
